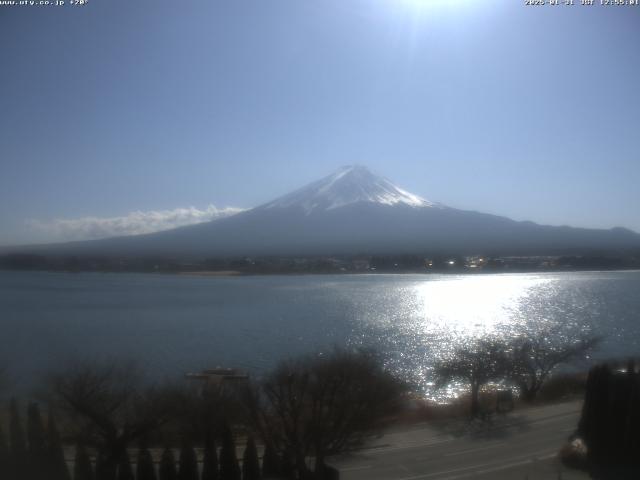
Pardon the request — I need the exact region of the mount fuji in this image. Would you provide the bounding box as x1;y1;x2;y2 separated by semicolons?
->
10;166;640;257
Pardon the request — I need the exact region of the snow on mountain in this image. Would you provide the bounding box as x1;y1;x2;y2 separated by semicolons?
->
258;165;440;214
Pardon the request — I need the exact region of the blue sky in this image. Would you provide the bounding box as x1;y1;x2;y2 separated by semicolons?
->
1;0;639;245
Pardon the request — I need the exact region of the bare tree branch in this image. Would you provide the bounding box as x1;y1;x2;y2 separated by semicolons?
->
244;349;406;476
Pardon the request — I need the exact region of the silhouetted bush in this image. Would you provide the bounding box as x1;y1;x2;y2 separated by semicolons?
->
74;444;94;480
48;410;71;480
201;438;218;480
27;403;47;480
279;452;294;480
219;426;240;480
537;372;587;403
96;451;116;480
260;443;279;478
136;444;156;480
578;361;640;475
117;451;134;480
242;436;260;480
178;441;198;480
159;448;178;480
0;423;9;480
9;399;27;480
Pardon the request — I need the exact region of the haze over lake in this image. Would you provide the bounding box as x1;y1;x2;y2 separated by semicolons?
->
2;270;639;397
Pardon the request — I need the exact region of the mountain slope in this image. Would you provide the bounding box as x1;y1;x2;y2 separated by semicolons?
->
7;166;640;257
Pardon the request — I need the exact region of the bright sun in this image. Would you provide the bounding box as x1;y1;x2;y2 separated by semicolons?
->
400;0;470;6
395;0;477;12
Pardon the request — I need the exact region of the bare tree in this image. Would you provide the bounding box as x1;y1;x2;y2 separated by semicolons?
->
48;361;176;480
245;349;406;477
434;338;508;418
169;379;245;445
506;327;600;402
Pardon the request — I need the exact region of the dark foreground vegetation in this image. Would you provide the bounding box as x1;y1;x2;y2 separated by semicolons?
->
0;350;406;480
563;359;640;479
0;324;602;480
434;328;599;418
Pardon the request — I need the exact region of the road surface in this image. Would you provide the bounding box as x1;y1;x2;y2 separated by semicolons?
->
331;401;588;480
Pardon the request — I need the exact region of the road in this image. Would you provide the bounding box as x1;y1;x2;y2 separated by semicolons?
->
331;401;589;480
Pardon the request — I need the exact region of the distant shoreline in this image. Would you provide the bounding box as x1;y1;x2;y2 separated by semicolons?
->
177;270;244;277
2;267;640;278
2;251;638;276
173;267;640;277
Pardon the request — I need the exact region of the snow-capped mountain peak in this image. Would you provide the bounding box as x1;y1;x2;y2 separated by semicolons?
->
259;165;438;214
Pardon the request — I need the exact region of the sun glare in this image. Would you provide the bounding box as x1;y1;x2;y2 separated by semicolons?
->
381;0;485;35
397;0;474;10
411;275;551;336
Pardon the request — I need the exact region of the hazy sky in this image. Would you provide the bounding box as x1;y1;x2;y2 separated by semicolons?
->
1;0;639;245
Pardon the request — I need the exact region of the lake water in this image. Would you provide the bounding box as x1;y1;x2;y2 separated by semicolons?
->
1;270;639;397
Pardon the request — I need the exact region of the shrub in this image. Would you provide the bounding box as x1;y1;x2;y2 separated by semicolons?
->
48;410;71;480
219;426;240;480
159;448;178;480
117;452;135;480
242;436;260;480
261;443;279;478
201;438;218;480
178;441;198;480
136;444;157;480
74;444;94;480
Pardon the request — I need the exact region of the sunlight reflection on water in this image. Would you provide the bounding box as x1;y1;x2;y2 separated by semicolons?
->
411;275;549;335
345;274;604;399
